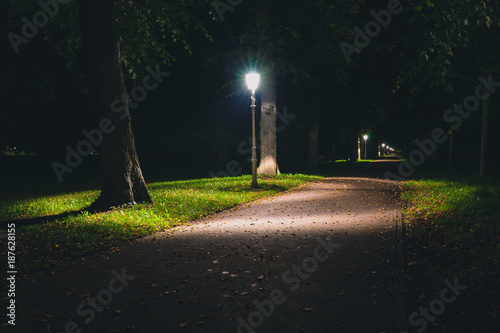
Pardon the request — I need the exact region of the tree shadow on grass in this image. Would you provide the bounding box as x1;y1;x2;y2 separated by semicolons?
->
0;205;108;231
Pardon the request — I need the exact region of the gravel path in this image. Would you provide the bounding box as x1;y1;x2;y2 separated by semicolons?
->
14;177;405;333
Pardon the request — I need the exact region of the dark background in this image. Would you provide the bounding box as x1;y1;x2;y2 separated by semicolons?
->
1;0;498;185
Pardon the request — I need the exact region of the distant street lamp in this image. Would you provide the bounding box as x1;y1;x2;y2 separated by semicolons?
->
381;143;385;156
363;135;368;159
246;73;260;188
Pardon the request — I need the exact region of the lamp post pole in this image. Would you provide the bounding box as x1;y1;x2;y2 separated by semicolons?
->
364;139;367;160
246;73;260;188
250;90;258;188
363;135;368;160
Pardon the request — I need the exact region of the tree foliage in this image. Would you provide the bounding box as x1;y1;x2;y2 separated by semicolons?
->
396;0;500;100
6;0;214;78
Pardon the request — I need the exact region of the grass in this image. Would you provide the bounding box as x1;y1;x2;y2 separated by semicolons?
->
0;174;321;273
333;159;375;162
402;176;499;332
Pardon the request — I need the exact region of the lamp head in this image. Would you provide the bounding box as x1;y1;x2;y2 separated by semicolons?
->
246;73;260;93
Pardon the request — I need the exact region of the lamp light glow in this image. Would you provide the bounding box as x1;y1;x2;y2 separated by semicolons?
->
245;73;260;93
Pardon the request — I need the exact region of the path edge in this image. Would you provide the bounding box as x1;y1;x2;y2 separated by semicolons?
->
394;182;408;332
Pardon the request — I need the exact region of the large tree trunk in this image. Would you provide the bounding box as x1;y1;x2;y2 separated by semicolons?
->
77;0;152;208
256;0;279;176
257;63;279;176
350;127;359;162
214;95;228;169
307;96;320;167
447;130;453;172
479;92;491;179
307;73;324;167
209;62;228;169
331;122;336;163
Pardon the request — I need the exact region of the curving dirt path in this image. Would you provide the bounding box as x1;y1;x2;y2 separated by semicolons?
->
14;177;405;333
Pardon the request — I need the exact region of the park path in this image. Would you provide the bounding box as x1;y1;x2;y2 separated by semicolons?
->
13;177;405;333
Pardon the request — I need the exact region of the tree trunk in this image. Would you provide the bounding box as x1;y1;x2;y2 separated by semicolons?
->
350;129;359;162
357;138;361;160
307;73;324;167
256;0;279;176
214;95;228;169
447;130;453;172
307;96;320;167
257;63;280;176
432;141;439;164
479;92;491;179
331;123;336;163
77;0;152;208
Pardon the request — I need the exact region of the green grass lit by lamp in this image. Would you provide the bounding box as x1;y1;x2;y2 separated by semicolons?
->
0;174;321;273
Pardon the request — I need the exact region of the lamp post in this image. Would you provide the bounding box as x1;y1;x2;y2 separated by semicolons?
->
246;73;260;188
363;135;368;160
381;143;385;156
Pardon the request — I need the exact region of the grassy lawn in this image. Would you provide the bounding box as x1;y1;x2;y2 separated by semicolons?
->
402;176;499;332
0;174;321;273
